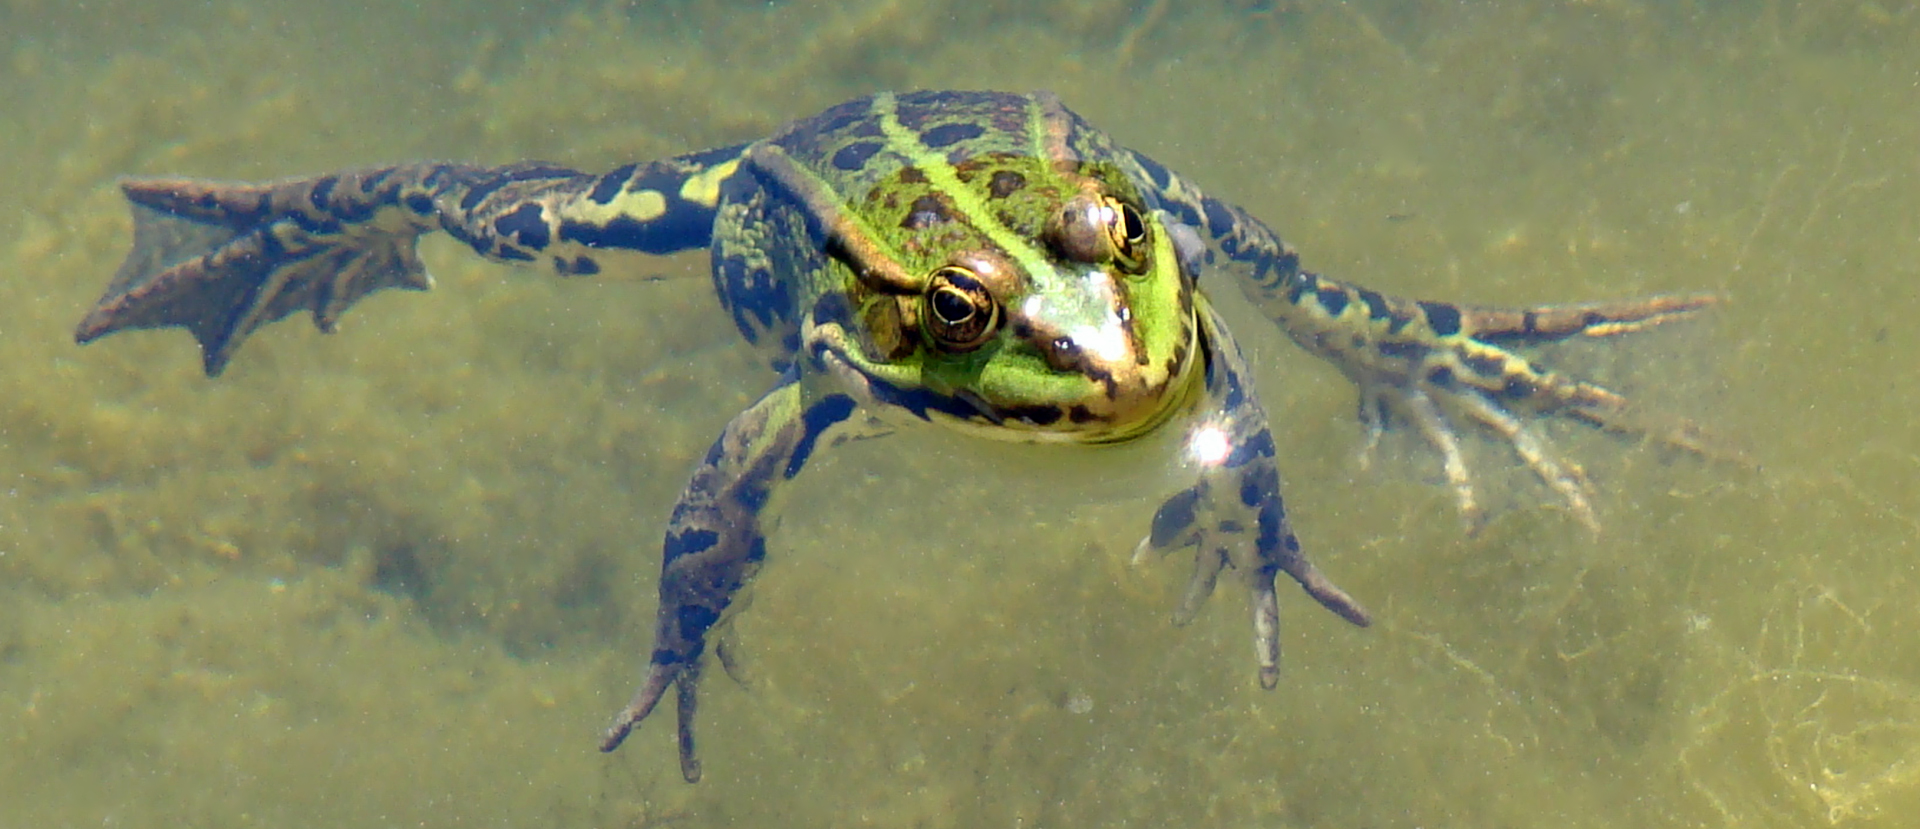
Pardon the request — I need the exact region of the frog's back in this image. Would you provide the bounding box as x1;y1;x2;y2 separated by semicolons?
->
716;90;1151;373
769;92;1038;189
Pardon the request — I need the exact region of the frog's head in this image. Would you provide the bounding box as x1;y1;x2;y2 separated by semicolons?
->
802;149;1203;445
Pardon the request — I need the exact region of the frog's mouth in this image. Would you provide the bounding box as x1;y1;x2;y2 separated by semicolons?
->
919;307;1205;445
952;257;1204;444
810;304;1204;446
1030;318;1206;445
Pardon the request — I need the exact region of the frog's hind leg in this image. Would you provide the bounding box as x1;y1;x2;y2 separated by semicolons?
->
73;170;466;376
77;155;744;376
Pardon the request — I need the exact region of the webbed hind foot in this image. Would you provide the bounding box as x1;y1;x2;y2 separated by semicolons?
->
1354;292;1726;533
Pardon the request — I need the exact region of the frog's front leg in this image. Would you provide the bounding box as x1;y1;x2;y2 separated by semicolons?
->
598;374;860;782
1137;299;1372;688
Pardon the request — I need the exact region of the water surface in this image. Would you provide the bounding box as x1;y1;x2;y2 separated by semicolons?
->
2;1;1916;826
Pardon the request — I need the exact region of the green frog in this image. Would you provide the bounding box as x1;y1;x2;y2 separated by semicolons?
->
74;90;1715;782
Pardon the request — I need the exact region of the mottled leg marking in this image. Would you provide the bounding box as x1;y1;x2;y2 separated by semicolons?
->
1452;292;1732;461
1141;165;1732;530
76;152;743;375
1137;300;1371;688
600;378;860;783
75;174;445;375
1316;290;1726;529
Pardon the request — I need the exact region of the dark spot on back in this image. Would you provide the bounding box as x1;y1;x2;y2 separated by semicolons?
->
808;101;870;138
988;170;1027;199
832;141;884;172
901;194;952;229
921;121;985;148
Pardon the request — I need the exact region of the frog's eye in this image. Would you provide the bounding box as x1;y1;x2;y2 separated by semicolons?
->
1050;195;1152;272
1106;199;1150;272
922;266;1000;352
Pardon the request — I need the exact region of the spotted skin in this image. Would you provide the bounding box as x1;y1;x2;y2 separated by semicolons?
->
1138;298;1373;688
73;90;1722;781
75;150;757;375
1119;152;1716;530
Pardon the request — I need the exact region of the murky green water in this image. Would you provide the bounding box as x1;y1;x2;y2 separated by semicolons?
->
2;1;1916;826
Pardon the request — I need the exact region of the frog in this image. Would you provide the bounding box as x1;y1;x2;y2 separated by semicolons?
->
73;90;1717;782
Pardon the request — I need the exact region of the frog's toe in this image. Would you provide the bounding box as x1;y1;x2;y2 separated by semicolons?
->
673;660;705;783
1384;376;1601;533
1394;384;1487;533
1250;578;1283;689
1171;547;1228;626
601;658;707;782
1243;543;1370;688
1270;544;1373;629
601;660;683;753
1137;470;1372;690
1130;488;1229;624
1347;291;1737;532
1450;386;1599;533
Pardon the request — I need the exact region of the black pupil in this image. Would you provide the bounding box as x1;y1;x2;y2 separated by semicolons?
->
933;287;974;323
1121;205;1144;242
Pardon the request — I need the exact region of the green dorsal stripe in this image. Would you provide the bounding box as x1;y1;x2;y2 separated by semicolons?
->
871;93;1058;287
